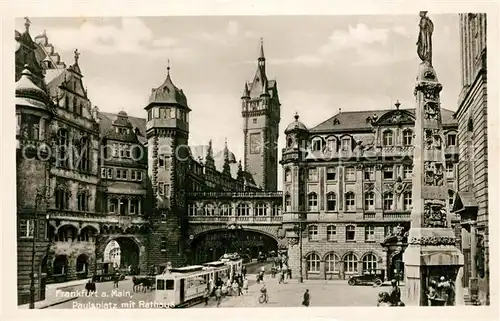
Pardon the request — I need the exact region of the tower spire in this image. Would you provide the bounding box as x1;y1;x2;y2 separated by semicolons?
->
259;37;265;60
167;59;171;77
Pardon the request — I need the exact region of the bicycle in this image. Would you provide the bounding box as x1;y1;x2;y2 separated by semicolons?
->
258;292;268;304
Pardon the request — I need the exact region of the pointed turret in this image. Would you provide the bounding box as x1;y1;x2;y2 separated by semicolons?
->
248;38;268;97
205;139;215;168
222;139;231;176
241;82;250;99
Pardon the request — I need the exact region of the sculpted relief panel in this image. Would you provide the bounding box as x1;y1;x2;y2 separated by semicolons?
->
424;161;444;186
422;199;447;228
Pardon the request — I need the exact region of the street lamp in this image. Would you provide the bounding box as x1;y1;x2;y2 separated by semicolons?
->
293;219;306;283
29;186;52;309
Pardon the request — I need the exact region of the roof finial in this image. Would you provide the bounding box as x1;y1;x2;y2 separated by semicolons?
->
339;107;342;114
74;49;80;64
294;112;299;121
395;100;401;110
259;37;265;59
24;17;31;32
167;59;171;76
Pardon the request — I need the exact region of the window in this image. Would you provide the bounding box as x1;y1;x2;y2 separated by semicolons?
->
109;199;117;213
364;225;375;242
147;110;152;121
326;225;336;241
72;96;77;112
326;167;336;181
308;168;318;181
447;134;457;146
253;118;257;124
107;168;112;179
112;143;118;157
383;166;394;180
163;184;170;196
384;193;394;210
448;190;455;209
403;130;413;145
136;171;142;181
383;130;393;146
325;253;339;273
404;192;412;211
55;188;70;210
306;253;320;273
343;253;358;273
130;202;136;215
308;225;319;241
446;163;454;179
119;199;127;215
345;167;356;181
285;169;292;182
362;253;378;271
188;203;197;216
346;225;356;241
403;165;413;179
153;108;160;119
285;195;291;212
19;219;34;238
326;192;337;211
160;237;168;252
57;129;69;168
131;171;136;180
272;204;281;216
101;168;106;178
345;192;355;211
237;203;250;216
170;108;176;118
221;203;232;216
122;170;128;179
77;192;89;211
308;193;318;211
364;192;375;211
341;138;351;151
255;203;267;216
364;167;374;180
326;138;336;151
312;138;322;151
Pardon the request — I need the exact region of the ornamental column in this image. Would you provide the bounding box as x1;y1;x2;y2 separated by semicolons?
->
403;11;464;306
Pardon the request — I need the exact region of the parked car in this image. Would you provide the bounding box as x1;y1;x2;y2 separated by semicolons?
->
347;269;385;287
257;252;267;262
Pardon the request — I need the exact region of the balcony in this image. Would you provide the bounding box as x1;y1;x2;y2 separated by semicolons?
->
48;209;148;224
187;191;283;199
187;215;282;224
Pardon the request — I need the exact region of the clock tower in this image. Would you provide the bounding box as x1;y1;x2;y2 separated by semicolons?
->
242;39;281;191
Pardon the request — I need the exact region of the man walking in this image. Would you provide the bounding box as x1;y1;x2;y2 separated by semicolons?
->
242;265;247;279
388;279;402;306
302;289;310;307
215;286;222;307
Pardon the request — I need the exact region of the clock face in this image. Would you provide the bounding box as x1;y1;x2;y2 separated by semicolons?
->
250;133;261;154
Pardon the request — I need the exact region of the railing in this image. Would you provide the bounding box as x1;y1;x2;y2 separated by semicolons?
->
188;215;282;223
382;212;411;220
187;191;283;198
363;213;376;219
48;209;148;224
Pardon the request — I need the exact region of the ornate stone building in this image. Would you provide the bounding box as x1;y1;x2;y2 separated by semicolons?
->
281;105;460;281
452;13;489;305
15;20;282;305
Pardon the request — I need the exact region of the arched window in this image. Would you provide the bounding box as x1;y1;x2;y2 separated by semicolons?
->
325;253;340;273
204;203;215;216
311;137;322;151
403;192;412;211
362;253;378;271
77;191;90;212
285;169;292;182
255;203;267;216
284;194;291;212
383;130;393;146
326;225;336;241
308;192;318;211
188;203;197;216
364;192;375;211
272;204;281;216
308;225;319;241
76;254;88;274
76;137;90;172
221;203;232;216
326;137;336;151
306;253;321;273
403;129;413;146
346;225;356;241
57;129;69;168
345;192;355;211
327;192;336;211
53;255;68;275
55;186;70;210
383;192;394;210
343;253;358;273
237;203;250;216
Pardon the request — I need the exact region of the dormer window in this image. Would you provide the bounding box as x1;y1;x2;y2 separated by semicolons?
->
447;133;457;146
327;137;336;151
333;118;340;125
341;137;351;151
312;138;322;151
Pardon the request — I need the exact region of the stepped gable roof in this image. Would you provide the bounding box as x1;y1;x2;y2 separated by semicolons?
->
310;108;457;133
98;111;147;144
148;66;189;109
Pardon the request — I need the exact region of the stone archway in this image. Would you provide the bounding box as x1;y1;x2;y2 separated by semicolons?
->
103;237;141;275
190;228;279;265
75;254;89;279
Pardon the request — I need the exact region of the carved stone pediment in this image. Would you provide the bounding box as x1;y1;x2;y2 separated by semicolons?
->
374;110;415;126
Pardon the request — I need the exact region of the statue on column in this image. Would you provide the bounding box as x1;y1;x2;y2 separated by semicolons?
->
417;11;434;65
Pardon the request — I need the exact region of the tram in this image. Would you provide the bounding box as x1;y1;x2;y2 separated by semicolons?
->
155;255;243;308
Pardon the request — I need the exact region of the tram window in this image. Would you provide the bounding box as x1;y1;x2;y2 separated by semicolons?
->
157;280;165;290
165;280;174;290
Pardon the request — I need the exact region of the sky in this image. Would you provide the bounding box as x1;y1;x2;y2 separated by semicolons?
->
17;15;461;187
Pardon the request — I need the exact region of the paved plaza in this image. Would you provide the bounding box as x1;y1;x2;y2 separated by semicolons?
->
48;274;388;309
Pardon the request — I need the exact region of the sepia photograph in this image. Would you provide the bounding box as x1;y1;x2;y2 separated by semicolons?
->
10;8;491;313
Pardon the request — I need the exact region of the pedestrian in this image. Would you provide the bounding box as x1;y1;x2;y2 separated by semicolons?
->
85;280;92;295
302;289;310;307
204;287;210;306
388;279;401;306
377;292;391;307
242;265;247;279
113;273;119;288
279;270;284;284
232;280;240;296
243;277;249;294
215;287;222;308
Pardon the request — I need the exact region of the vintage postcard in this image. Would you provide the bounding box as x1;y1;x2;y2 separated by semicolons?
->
1;1;498;321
